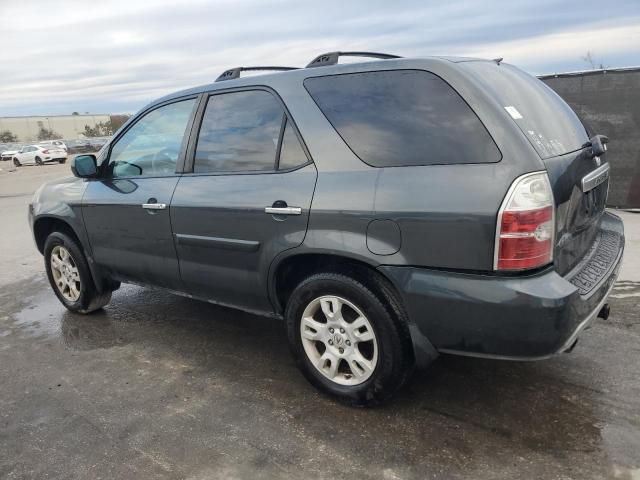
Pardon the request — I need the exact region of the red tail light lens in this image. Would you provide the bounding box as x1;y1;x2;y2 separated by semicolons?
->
495;172;555;271
42;149;49;154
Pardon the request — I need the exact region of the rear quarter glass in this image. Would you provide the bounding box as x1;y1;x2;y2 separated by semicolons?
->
304;69;501;167
459;62;589;159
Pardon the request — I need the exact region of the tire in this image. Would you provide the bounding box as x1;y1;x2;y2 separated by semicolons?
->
285;272;414;406
44;231;112;314
59;159;66;164
13;158;20;167
35;157;43;166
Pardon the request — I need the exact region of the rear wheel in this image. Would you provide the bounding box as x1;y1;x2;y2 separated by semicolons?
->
285;272;413;406
59;159;66;164
13;158;20;167
44;231;112;313
35;156;43;166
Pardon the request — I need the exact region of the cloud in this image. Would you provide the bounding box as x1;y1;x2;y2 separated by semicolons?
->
0;0;638;115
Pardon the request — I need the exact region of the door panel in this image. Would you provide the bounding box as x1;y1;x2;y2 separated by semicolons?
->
171;164;317;311
19;147;35;164
81;97;197;289
82;177;182;289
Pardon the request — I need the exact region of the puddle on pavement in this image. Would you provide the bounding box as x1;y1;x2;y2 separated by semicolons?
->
4;276;128;350
10;288;65;338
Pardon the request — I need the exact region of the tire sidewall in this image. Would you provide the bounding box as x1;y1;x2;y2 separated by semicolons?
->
286;275;402;405
44;232;93;311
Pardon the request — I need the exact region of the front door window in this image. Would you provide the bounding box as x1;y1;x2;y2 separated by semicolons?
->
108;99;196;177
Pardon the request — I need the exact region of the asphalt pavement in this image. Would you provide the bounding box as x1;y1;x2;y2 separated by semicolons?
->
0;161;639;479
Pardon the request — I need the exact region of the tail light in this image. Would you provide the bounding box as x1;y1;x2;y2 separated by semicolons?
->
494;171;555;271
42;149;49;154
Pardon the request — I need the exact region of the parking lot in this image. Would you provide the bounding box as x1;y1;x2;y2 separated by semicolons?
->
0;162;639;479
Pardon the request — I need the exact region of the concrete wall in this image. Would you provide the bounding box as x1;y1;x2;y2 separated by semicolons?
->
0;115;111;142
541;68;640;208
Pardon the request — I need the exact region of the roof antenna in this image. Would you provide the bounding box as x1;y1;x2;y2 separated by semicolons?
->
493;57;503;65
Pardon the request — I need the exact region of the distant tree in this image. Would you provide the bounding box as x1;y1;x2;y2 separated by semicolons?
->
37;127;62;141
83;116;130;137
83;122;109;137
581;51;607;70
109;114;130;132
72;112;79;116
0;130;18;143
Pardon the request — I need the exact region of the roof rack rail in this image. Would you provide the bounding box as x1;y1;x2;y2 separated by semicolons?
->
306;51;402;68
216;66;299;82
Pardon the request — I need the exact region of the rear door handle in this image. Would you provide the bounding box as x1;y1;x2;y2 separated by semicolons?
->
264;206;301;215
142;203;167;210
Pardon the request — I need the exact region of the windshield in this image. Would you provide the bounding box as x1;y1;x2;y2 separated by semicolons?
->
460;61;589;159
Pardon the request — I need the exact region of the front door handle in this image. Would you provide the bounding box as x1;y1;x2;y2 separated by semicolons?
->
142;203;167;210
264;206;301;215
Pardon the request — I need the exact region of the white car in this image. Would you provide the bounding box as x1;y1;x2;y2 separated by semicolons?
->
12;145;67;166
38;140;68;152
1;147;21;161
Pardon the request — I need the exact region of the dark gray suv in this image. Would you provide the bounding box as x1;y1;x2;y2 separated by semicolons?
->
29;52;625;405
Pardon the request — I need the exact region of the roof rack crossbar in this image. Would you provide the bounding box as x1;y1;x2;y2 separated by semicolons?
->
306;51;402;68
216;66;299;82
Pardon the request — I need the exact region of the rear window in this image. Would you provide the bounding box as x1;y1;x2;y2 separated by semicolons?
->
304;70;501;167
459;62;589;159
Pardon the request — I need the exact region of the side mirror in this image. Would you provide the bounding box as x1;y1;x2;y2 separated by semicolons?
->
71;154;98;178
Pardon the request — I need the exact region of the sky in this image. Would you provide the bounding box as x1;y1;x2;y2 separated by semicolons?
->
1;0;639;116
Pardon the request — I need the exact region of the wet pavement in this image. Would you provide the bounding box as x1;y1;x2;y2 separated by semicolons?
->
1;164;639;479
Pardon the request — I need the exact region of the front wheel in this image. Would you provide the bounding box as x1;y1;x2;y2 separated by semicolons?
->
44;231;112;313
285;272;414;406
59;159;66;164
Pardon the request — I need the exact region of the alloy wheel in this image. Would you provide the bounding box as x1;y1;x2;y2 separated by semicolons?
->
300;295;378;386
50;245;81;302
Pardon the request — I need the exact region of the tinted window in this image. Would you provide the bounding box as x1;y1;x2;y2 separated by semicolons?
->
109;99;195;177
194;90;284;173
460;62;589;159
304;70;500;167
278;119;307;170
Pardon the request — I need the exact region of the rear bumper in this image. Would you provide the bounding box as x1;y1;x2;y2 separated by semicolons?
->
380;211;625;360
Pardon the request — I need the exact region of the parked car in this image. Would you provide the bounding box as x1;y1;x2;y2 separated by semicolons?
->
13;144;67;166
29;52;624;405
66;139;95;154
38;140;68;152
1;144;23;161
88;137;110;149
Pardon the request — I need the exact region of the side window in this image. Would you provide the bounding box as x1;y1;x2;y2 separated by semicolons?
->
108;98;195;177
194;90;283;173
277;119;307;170
304;70;501;167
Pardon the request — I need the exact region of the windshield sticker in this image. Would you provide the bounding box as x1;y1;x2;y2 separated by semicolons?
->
504;106;523;120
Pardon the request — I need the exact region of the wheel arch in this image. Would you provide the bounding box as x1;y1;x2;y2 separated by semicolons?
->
33;215;114;293
270;250;438;368
33;216;82;254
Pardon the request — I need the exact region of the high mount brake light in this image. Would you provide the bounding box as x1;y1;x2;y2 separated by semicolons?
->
494;171;555;271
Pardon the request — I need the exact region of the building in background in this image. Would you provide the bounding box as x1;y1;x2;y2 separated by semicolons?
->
0;114;114;141
541;67;640;209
